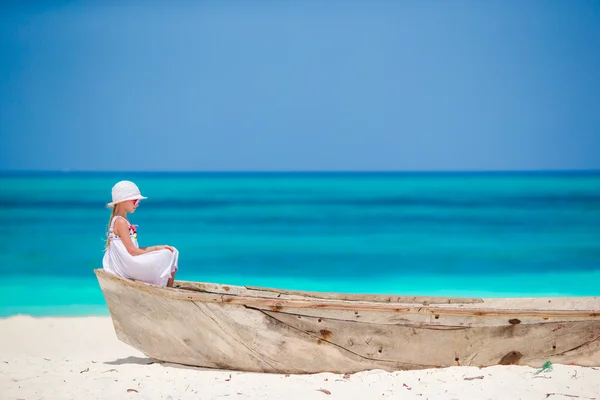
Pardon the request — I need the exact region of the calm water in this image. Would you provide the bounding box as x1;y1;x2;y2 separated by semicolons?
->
1;172;599;317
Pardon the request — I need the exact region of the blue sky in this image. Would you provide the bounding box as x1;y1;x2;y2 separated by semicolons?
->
1;0;599;171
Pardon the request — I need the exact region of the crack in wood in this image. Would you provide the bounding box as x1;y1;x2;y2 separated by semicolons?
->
546;393;597;399
191;301;280;372
242;305;469;330
243;286;483;304
250;307;435;369
465;351;479;365
555;335;600;356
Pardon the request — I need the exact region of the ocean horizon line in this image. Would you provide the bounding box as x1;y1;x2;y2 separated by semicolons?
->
1;169;600;177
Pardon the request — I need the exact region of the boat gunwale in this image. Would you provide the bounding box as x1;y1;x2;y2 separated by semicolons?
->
94;269;600;318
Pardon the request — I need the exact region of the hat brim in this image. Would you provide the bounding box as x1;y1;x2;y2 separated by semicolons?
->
107;194;148;208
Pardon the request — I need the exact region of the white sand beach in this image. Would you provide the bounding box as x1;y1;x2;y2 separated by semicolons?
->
1;316;599;400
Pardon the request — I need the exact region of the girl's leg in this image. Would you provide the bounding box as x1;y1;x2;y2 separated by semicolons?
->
167;270;177;288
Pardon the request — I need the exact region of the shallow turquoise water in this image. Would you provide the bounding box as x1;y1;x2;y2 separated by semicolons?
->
1;172;599;317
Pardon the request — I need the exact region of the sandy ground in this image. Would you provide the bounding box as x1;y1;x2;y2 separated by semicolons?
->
1;315;599;400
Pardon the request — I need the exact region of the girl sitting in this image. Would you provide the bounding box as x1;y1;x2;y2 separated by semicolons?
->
102;180;179;287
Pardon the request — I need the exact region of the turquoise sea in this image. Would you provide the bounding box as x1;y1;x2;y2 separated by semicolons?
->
1;172;599;317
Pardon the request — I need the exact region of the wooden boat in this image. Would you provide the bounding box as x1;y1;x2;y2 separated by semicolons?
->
94;269;600;374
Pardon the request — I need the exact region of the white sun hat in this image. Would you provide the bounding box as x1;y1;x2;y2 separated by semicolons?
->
107;180;148;208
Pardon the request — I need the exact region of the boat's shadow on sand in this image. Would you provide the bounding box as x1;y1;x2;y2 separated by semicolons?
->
104;356;214;371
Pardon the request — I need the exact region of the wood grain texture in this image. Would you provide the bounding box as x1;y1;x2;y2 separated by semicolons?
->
95;269;600;374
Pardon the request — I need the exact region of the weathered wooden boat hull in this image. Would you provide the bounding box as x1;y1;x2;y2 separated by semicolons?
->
94;269;600;374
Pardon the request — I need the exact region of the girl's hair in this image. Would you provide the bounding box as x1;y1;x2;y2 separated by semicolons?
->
104;206;118;251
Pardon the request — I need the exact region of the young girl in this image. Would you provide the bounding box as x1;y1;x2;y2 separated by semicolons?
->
102;180;179;287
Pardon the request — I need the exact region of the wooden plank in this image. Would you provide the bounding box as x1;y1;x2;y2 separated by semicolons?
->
245;305;600;327
259;309;600;368
95;270;600;316
243;284;483;304
94;269;600;373
99;274;424;373
175;281;484;304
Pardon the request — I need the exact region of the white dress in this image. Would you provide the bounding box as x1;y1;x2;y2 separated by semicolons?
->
102;216;179;287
